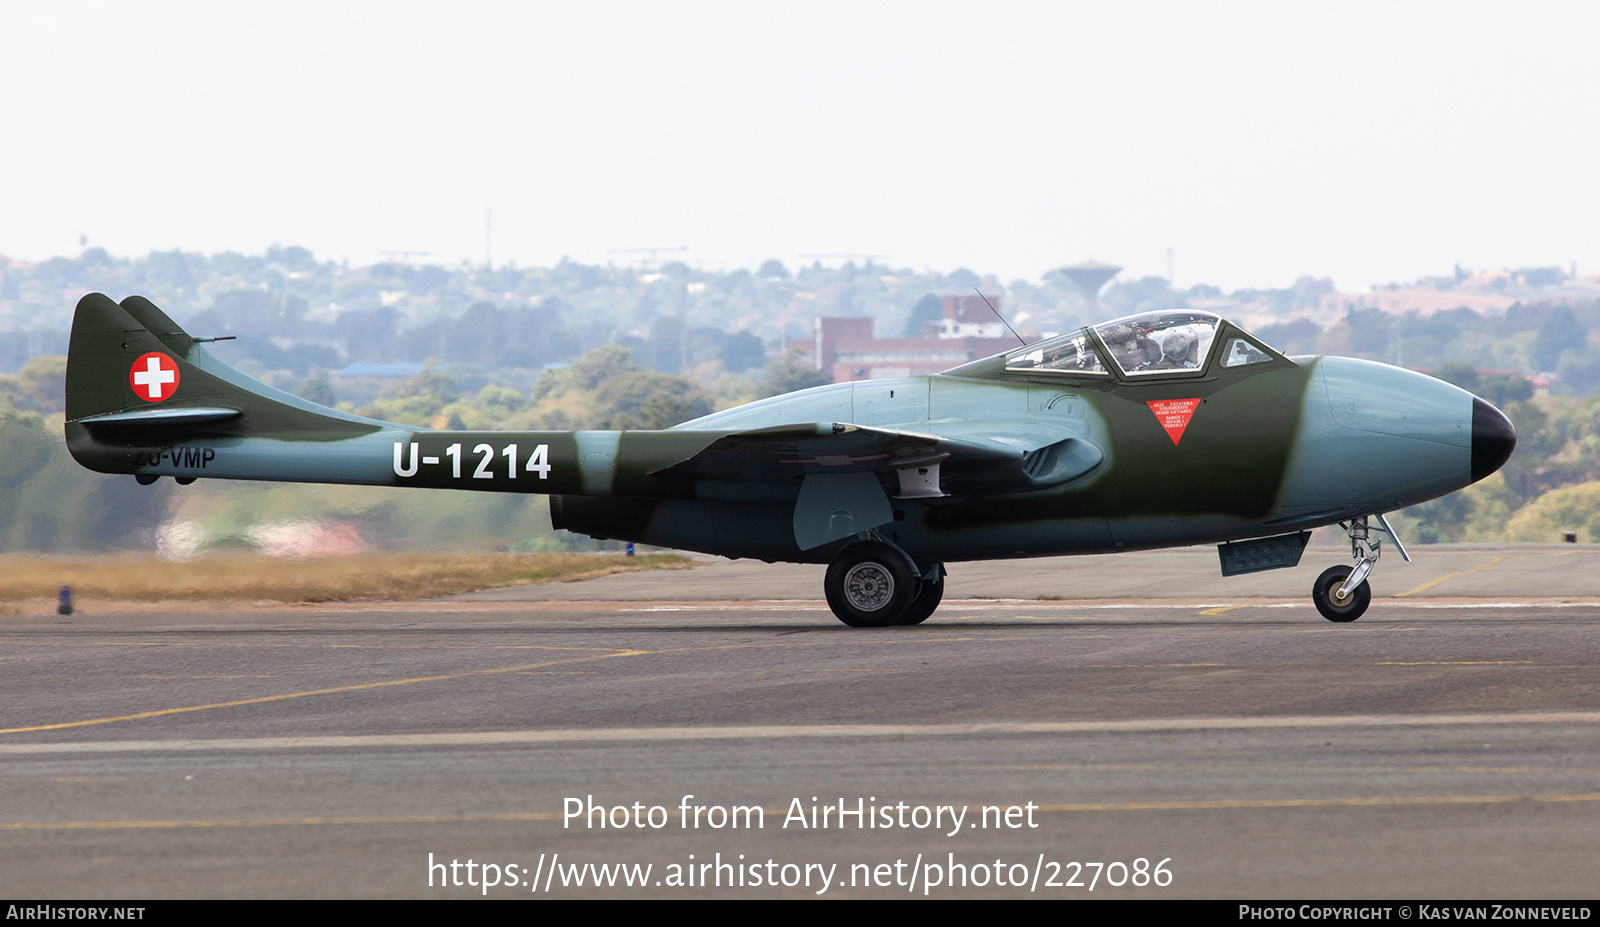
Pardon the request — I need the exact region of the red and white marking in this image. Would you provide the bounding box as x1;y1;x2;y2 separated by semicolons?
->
1147;398;1200;445
129;352;180;402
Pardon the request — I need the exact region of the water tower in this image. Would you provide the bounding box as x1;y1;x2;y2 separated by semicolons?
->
1060;260;1121;322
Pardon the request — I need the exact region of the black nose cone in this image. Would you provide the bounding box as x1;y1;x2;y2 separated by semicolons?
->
1471;397;1516;482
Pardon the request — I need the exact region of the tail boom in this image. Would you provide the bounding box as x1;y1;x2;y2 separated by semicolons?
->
63;293;712;496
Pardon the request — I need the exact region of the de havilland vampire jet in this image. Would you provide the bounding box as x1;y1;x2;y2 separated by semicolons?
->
63;293;1515;627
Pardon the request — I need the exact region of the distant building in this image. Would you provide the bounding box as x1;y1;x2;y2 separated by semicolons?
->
787;295;1023;382
1059;260;1121;322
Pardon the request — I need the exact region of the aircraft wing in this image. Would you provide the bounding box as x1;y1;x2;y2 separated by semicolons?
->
649;420;1103;550
651;420;1103;497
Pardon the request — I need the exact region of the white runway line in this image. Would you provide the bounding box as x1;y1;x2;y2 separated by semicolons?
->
6;710;1600;755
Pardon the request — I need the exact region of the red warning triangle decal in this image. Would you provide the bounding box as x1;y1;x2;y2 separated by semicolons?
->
1147;398;1200;445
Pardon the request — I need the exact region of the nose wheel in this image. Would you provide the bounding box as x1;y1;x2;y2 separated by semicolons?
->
1313;565;1370;622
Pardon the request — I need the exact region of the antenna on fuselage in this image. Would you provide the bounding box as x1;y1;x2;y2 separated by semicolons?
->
973;287;1028;347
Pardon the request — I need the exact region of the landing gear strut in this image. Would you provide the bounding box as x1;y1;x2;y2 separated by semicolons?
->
824;540;944;627
1312;514;1410;623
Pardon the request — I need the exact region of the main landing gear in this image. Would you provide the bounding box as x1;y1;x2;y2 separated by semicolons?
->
824;540;945;628
1311;514;1410;623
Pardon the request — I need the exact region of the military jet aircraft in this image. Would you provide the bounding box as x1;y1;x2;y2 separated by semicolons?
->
63;293;1515;627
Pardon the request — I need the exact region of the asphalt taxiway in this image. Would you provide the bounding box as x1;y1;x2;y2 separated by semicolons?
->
2;544;1597;898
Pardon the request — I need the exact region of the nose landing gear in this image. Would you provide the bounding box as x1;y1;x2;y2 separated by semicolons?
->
1312;514;1410;622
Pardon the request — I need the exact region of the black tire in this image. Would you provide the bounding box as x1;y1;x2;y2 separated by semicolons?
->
1313;565;1370;622
825;542;915;628
895;576;944;625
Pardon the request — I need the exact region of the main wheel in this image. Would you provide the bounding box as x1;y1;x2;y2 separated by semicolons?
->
1313;565;1370;622
895;576;944;625
825;542;915;628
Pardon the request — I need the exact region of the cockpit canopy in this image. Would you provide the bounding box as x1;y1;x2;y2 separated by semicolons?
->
1004;310;1279;377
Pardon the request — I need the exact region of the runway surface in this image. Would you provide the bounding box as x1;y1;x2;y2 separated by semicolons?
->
2;544;1598;898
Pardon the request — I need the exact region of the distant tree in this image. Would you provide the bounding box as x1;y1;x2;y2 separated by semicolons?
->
1290;276;1335;307
645;316;686;373
1;356;68;414
593;371;710;429
0;408;171;552
719;331;766;372
758;259;790;279
1514;266;1568;288
79;247;113;267
1254;318;1321;354
331;306;403;361
472;385;525;418
1405;491;1476;543
362;367;461;425
266;244;317;271
0;409;56;495
904;294;943;337
1477;373;1534;407
1530;306;1587;371
1498;400;1563;505
1342;307;1392;356
293;374;337;407
759;352;832;398
942;268;981;290
1556;350;1600;396
570;345;636;391
1430;362;1480;392
530;366;575;402
412;265;451;295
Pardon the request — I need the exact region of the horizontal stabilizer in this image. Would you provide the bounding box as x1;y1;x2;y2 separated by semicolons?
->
76;406;243;429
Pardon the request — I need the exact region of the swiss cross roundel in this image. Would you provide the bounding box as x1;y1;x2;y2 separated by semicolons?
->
129;352;180;402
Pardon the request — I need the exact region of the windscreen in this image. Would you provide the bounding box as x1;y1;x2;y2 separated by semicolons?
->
1092;312;1221;375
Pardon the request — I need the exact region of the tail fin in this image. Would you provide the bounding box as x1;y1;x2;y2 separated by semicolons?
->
64;293;384;478
67;293;376;432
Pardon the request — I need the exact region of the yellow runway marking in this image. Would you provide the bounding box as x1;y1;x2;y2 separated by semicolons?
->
1393;549;1580;599
1199;606;1243;615
0;648;649;735
0;635;992;735
1396;556;1506;597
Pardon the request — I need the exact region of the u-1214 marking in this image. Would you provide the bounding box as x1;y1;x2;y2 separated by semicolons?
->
393;442;550;479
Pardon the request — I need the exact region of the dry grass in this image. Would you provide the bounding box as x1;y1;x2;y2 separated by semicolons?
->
0;551;693;603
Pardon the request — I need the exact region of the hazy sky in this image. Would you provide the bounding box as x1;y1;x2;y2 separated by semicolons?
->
3;1;1596;290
